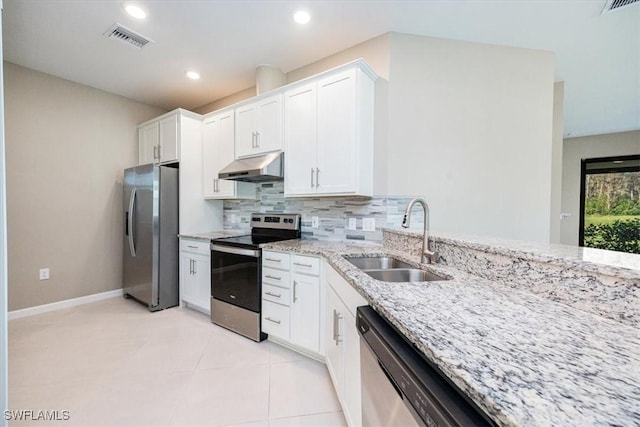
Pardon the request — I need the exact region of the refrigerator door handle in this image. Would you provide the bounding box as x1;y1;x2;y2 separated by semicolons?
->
128;187;137;257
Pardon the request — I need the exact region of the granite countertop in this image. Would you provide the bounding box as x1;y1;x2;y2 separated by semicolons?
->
387;228;640;280
178;230;248;241
262;239;640;427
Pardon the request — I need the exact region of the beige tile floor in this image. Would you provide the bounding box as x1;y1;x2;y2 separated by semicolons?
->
8;297;346;427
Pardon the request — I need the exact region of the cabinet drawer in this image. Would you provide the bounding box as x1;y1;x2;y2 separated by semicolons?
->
262;300;290;340
262;267;291;288
180;239;210;256
263;283;291;306
291;255;320;276
263;251;290;269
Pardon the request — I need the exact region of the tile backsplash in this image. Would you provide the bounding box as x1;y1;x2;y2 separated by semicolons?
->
223;181;424;241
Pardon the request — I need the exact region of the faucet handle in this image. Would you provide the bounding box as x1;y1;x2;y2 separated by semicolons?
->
422;249;439;264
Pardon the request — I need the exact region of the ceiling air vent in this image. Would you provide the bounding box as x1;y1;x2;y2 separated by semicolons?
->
104;23;153;48
601;0;639;14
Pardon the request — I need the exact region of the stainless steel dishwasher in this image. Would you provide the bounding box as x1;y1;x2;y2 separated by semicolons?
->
356;306;494;427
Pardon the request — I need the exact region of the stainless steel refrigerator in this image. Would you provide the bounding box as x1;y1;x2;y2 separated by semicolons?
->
123;164;179;311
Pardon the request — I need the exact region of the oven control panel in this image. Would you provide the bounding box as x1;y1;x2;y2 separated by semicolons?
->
251;213;301;230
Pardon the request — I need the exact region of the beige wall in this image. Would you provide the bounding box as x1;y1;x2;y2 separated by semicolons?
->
285;34;391;83
386;33;555;242
196;31;558;243
194;86;256;115
4;62;166;311
560;130;640;246
194;33;392;115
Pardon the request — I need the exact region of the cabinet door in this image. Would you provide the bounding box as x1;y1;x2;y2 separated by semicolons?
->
215;112;237;197
202;116;218;198
139;122;158;165
326;286;345;401
158;114;179;163
284;84;317;196
290;272;320;353
317;69;358;195
256;94;282;154
235;104;259;158
192;253;211;312
180;252;198;306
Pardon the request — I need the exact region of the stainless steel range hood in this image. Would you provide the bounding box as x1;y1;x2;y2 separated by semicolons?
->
218;152;284;182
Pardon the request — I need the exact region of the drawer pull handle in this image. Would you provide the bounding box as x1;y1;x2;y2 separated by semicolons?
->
293;262;313;268
265;292;282;298
293;280;298;303
265;317;281;325
265;258;281;263
187;245;198;249
333;309;343;345
265;275;281;281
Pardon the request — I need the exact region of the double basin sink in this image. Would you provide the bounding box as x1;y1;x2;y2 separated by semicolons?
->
344;256;448;282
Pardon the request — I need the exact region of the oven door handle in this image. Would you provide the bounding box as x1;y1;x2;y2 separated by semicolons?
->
210;244;261;258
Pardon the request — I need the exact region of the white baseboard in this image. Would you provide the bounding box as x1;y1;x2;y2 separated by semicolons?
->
8;289;124;320
267;336;326;364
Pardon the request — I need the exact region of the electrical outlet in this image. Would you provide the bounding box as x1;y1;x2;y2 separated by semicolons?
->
312;216;319;228
39;268;50;281
363;218;376;232
348;218;357;230
230;214;237;224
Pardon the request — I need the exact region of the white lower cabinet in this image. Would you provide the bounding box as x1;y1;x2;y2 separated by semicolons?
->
261;251;366;427
290;271;321;353
179;238;211;314
261;251;292;341
326;264;367;427
261;251;323;356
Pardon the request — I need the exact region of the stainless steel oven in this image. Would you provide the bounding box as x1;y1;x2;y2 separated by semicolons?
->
210;213;301;342
210;244;263;341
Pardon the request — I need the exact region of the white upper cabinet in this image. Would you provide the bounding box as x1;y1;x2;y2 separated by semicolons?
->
284;61;376;197
138;122;159;165
235;94;283;158
137;110;180;165
284;83;317;195
158;115;178;163
202;110;255;200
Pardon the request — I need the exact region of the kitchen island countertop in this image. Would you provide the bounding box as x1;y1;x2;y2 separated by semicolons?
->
262;238;640;427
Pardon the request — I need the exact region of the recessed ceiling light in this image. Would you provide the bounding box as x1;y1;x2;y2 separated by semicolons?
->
125;4;147;19
293;10;311;25
186;70;200;80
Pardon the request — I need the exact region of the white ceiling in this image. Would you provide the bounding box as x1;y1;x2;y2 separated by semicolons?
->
3;0;639;138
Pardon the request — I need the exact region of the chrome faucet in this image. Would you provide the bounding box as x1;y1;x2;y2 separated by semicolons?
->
401;198;438;264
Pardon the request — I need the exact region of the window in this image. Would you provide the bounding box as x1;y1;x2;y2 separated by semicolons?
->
579;155;640;254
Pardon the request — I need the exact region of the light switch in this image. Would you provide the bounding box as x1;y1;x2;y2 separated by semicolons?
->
312;216;319;228
348;218;357;230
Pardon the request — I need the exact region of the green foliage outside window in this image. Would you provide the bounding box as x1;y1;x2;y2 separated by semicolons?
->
583;171;639;254
583;218;640;254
